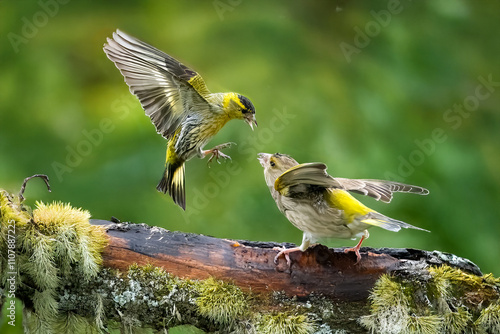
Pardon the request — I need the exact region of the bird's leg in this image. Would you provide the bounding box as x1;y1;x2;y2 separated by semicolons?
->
203;142;235;164
344;230;369;263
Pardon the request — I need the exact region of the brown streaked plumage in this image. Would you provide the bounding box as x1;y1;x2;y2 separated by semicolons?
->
258;153;429;265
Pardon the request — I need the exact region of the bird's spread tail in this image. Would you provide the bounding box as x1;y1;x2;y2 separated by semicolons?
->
157;162;186;210
361;212;429;233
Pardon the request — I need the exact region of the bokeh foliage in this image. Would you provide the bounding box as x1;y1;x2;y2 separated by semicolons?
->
1;0;500;331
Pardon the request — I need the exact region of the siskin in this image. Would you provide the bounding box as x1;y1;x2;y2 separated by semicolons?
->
258;153;429;265
103;30;257;210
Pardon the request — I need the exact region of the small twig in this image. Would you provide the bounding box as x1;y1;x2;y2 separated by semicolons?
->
18;174;51;202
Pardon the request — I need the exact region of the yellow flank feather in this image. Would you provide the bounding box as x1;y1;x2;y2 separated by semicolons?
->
325;189;373;223
187;74;210;97
166;129;181;164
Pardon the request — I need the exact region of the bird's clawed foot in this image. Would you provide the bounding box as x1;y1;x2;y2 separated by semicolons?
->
204;142;235;165
343;232;368;264
343;246;362;264
273;246;302;267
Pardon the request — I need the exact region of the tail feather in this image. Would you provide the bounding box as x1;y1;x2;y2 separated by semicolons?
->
361;212;429;233
157;162;186;210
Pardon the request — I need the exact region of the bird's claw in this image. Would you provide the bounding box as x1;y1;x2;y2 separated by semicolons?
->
206;150;231;164
272;246;303;268
273;246;292;267
205;143;235;165
344;246;362;264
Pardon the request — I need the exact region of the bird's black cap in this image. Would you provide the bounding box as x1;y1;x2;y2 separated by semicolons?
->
238;94;256;114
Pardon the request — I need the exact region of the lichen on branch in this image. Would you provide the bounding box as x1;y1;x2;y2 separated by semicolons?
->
360;265;500;333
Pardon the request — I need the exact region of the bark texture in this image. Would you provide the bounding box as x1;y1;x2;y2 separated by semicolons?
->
95;219;482;301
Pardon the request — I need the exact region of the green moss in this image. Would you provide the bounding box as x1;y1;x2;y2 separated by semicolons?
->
429;265;499;304
369;274;410;313
405;315;442;334
361;265;500;334
257;312;315;334
0;190;30;225
169;324;207;334
1;184;109;332
475;300;500;332
195;276;249;326
358;274;410;333
52;312;101;334
482;273;500;286
0;190;32;285
442;307;471;334
15;201;108;329
32;201;108;279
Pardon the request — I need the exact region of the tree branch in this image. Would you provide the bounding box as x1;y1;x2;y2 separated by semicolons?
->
94;219;481;301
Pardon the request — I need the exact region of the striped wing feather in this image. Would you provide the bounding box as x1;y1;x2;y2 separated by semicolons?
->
103;29;211;139
334;178;429;203
275;163;429;202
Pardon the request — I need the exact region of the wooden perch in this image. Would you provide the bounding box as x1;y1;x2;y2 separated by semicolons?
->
93;219;482;301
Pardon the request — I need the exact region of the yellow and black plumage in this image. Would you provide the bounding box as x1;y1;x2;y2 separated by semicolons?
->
258;153;429;265
103;30;257;210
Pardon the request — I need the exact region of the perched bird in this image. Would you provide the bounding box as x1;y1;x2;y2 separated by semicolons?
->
258;153;429;265
103;30;257;210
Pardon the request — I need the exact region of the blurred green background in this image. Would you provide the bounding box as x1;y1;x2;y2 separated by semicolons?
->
1;0;500;332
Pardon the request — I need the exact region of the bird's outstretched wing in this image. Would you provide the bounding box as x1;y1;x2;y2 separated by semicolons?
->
275;163;429;202
334;178;429;203
104;29;211;139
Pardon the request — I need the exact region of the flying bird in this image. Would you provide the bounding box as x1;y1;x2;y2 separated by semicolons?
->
103;29;257;210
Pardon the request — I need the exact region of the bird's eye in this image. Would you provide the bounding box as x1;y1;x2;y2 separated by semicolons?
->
270;161;276;167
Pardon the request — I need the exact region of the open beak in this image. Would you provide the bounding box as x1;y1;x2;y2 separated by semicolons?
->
257;153;271;167
245;114;258;131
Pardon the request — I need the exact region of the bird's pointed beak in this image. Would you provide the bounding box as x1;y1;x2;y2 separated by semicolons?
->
245;114;257;131
258;153;271;167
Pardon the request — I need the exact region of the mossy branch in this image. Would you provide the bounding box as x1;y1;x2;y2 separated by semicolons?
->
1;176;499;333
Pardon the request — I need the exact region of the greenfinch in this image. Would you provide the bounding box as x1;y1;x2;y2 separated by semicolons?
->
258;153;429;265
104;30;257;210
